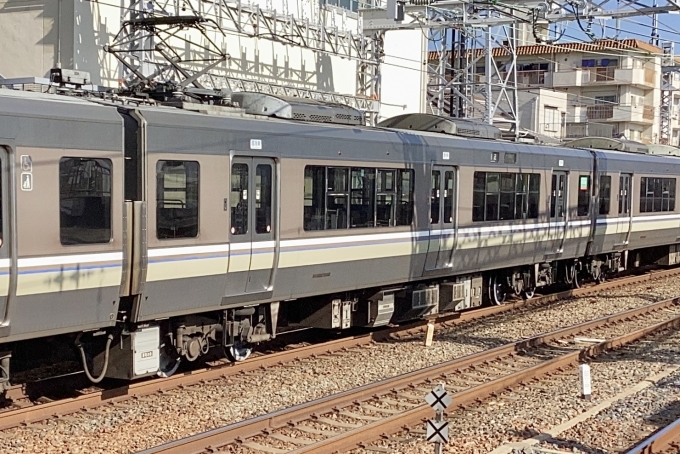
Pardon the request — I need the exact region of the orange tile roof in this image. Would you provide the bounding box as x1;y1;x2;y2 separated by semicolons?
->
427;39;662;62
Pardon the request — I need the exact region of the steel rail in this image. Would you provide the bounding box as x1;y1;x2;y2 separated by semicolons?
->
625;417;680;454
138;295;680;454
0;266;677;432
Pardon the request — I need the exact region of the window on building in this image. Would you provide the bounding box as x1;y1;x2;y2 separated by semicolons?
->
544;106;559;132
60;157;112;245
577;175;591;217
595;95;618;105
640;177;676;213
304;166;414;230
156;160;199;239
473;172;540;222
599;175;611;215
324;0;360;13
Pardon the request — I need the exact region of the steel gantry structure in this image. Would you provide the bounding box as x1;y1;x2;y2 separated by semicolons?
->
362;0;680;139
105;0;383;123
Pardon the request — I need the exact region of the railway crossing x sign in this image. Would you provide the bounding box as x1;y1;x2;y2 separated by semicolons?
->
426;419;449;444
425;384;452;412
425;384;451;452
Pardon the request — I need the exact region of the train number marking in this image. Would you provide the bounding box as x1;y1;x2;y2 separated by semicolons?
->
250;139;262;150
20;173;32;191
140;351;153;359
443;151;450;160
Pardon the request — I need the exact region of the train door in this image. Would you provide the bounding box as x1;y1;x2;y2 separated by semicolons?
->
425;166;456;271
549;171;568;254
225;157;277;296
616;173;632;246
0;148;10;330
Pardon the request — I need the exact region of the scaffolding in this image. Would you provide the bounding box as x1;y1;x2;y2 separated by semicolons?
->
362;0;680;139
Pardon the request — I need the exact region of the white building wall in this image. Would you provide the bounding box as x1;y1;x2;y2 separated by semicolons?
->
3;1;396;103
379;29;426;121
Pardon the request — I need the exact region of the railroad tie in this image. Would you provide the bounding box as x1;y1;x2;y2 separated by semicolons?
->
338;410;382;421
361;404;403;414
292;425;339;436
363;447;393;453
240;441;288;453
380;397;419;408
266;433;316;445
313;416;363;429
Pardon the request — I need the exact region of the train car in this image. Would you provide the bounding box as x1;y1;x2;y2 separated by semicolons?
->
0;87;679;387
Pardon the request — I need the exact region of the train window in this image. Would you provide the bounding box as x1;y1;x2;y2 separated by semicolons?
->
599;176;611;215
350;168;376;228
577;175;591;217
396;169;414;226
430;171;441;224
327;167;349;229
304;166;414;230
60;158;112;245
377;169;396;227
443;171;454;223
230;163;248;235
256;165;273;234
640;177;676;213
304;166;325;231
156;160;199;239
619;175;631;215
473;172;540;222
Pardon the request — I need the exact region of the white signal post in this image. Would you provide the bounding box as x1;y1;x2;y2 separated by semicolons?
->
425;383;451;453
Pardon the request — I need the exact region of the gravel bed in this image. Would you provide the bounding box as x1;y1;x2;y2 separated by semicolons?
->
540;353;680;452
3;277;680;454
349;328;680;454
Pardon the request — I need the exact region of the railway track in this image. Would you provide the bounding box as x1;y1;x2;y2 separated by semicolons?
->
624;417;680;454
0;266;677;437
137;295;680;454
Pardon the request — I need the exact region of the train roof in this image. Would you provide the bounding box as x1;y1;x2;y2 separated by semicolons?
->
0;87;678;173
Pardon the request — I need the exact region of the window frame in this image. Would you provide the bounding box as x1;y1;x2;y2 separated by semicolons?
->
472;171;540;222
59;157;113;246
156;159;200;240
303;165;414;231
640;176;676;213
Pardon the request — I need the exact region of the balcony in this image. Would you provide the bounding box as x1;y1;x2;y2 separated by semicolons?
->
549;66;657;89
564;122;614;139
516;70;546;87
614;67;657;89
550;69;591;87
586;104;655;124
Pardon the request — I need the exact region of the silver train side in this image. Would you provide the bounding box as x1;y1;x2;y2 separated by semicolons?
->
0;88;678;384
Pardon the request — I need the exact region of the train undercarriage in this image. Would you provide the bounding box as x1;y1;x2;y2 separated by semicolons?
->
2;243;680;392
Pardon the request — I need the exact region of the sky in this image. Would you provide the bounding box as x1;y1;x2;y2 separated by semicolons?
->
554;5;680;51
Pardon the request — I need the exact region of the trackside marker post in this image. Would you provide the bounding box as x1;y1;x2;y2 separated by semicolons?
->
425;383;451;453
424;322;435;347
579;363;592;400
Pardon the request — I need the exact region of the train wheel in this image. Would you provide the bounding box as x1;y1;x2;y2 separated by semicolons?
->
157;344;181;378
488;274;507;305
522;287;536;300
226;342;252;362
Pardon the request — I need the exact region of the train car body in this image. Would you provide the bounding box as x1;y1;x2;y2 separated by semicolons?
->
0;88;679;384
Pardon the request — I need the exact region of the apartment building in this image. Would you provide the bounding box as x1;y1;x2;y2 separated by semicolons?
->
432;39;679;144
